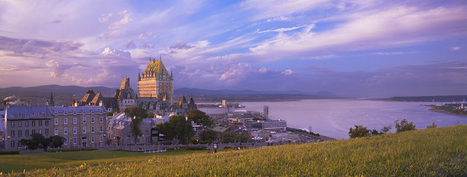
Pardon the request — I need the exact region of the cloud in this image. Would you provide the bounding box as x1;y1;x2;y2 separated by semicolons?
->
46;60;71;78
101;47;131;58
100;10;133;39
242;0;330;20
169;41;194;50
282;69;293;75
258;26;304;33
450;46;461;51
0;36;82;55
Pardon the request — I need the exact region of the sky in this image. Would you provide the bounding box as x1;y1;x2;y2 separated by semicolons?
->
0;0;466;98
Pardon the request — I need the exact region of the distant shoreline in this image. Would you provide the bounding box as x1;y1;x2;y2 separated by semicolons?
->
425;105;467;117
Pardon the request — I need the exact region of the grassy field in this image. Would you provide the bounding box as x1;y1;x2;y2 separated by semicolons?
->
0;150;202;173
1;125;466;176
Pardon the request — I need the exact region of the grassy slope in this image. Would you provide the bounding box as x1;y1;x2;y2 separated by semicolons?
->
0;150;202;173
3;125;467;176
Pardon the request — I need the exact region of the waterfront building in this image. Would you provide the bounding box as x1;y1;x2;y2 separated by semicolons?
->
49;106;107;148
4;105;52;150
138;58;174;103
257;119;287;131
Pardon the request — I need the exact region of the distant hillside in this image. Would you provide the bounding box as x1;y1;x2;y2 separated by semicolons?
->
386;95;467;102
19;125;467;176
0;85;117;106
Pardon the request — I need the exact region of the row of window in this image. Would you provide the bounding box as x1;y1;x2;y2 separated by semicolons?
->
9;129;49;138
53;109;104;115
9;120;49;128
54;117;104;125
13;112;46;118
53;125;104;135
10;135;104;148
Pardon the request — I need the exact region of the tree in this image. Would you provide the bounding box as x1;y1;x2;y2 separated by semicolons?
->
395;119;416;133
221;131;251;143
48;136;66;148
427;122;437;129
187;110;213;127
199;129;218;144
349;125;370;138
125;107;149;144
156;115;194;144
20;133;51;151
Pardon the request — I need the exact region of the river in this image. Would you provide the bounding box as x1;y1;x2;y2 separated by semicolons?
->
236;99;466;139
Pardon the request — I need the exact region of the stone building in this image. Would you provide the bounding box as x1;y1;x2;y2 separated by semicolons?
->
107;112;160;146
138;58;174;103
113;78;137;111
4;105;52;150
49;106;107;148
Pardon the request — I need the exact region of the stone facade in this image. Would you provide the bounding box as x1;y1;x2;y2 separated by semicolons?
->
4;105;52;150
49;106;107;148
138;59;174;103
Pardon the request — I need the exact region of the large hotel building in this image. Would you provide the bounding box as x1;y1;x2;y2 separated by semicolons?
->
137;59;174;103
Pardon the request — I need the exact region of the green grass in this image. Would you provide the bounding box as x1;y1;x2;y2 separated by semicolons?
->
1;125;466;176
0;150;202;173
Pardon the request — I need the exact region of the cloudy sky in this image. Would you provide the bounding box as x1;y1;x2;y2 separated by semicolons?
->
0;0;466;98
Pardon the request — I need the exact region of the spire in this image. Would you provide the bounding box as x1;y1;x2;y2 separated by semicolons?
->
138;72;141;81
49;92;55;106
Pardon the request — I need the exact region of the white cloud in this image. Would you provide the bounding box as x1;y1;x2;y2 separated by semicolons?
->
258;26;304;33
282;69;293;75
101;47;131;58
450;46;461;51
242;0;330;20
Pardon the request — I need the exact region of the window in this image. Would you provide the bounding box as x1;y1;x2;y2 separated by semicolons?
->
73;127;77;134
127;132;130;137
64;118;68;125
18;121;22;127
64;127;68;135
91;136;95;143
54;118;59;125
45;120;49;126
91;117;95;123
73;137;77;144
18;130;22;137
64;139;68;145
99;126;103;133
99;117;104;123
91;126;95;133
18;141;22;147
32;129;36;134
69;138;72;144
38;120;42;126
11;141;15;148
83;117;87;124
99;135;103;142
54;128;58;135
45;129;49;136
38;129;42;135
73;117;77;124
25;130;29;137
25;121;29;127
82;126;86;133
32;120;36;127
10;130;15;137
10;122;14;127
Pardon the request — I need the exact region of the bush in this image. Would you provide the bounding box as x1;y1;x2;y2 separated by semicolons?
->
0;151;19;155
349;125;370;138
395;119;416;133
427;122;437;128
47;148;98;153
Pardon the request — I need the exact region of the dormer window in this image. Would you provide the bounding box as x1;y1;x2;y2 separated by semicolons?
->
34;113;39;117
64;110;67;115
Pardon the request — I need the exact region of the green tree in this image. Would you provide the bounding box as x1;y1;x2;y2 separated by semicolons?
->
349;125;370;138
156;115;194;144
125;107;149;144
395;119;416;133
199;129;217;144
48;136;66;148
20;133;51;151
187;110;213;127
427;122;437;128
221;131;251;143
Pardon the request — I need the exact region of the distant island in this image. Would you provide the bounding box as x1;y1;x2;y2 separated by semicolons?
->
384;95;467;102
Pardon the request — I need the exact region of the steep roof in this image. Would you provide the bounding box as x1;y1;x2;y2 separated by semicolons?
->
81;89;96;103
5;105;51;120
114;78;136;99
141;59;173;80
179;96;188;105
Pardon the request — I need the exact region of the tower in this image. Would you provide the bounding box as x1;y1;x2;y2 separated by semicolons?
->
137;58;174;103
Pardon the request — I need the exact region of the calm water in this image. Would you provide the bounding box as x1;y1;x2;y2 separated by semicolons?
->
239;99;467;139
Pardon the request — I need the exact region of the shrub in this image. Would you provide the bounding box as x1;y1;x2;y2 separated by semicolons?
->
0;151;19;155
395;119;416;133
427;122;437;128
349;125;370;138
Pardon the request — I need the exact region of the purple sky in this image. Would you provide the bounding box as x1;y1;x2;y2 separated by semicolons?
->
0;0;466;98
